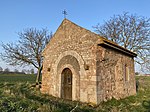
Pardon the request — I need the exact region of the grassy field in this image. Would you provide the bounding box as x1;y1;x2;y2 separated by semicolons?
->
0;74;150;112
0;74;37;83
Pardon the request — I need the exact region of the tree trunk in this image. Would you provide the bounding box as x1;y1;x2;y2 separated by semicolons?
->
36;65;43;83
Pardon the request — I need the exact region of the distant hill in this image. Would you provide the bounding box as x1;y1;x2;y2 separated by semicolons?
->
0;71;26;75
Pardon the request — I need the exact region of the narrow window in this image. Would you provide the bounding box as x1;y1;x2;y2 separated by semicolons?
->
115;65;119;81
124;64;129;81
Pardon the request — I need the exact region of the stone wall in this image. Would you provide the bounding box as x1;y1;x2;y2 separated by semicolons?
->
41;19;99;104
96;46;136;103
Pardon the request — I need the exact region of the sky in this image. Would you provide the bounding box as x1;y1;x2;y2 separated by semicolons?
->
0;0;150;72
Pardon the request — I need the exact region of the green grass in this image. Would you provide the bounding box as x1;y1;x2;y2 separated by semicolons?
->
0;74;37;83
101;76;150;112
0;75;150;112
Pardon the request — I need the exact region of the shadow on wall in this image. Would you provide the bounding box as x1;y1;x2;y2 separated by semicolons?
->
142;100;150;111
136;80;139;92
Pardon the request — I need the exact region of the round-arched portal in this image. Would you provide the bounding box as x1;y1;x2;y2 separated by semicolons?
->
61;68;72;100
54;51;86;101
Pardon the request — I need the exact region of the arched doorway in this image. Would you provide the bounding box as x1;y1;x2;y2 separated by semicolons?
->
61;68;72;100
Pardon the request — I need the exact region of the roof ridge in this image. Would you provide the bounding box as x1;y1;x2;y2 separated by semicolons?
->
43;19;137;57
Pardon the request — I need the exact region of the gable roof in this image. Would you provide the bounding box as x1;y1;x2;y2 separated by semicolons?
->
43;19;137;57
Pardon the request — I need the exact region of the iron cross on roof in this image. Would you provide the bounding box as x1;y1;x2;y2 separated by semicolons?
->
62;10;67;19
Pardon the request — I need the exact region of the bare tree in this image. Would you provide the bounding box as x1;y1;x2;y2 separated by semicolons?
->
14;69;19;73
0;28;51;83
30;68;35;74
21;69;26;74
93;12;150;72
0;67;3;72
4;68;10;72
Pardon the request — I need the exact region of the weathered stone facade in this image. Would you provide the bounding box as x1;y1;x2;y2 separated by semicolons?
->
41;19;137;104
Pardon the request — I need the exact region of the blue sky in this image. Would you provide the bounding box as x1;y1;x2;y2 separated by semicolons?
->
0;0;150;72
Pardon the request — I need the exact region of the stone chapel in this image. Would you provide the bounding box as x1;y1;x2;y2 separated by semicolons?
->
41;19;137;104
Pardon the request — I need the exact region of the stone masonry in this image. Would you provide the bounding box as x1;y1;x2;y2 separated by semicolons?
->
41;19;137;104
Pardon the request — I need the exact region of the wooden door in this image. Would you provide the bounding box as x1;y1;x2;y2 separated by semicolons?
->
61;68;72;100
